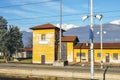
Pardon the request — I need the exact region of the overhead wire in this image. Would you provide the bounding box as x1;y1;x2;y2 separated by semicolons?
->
0;0;120;21
0;1;55;8
7;11;120;21
0;0;120;24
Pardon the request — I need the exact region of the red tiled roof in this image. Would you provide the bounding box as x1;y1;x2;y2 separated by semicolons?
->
74;43;89;49
61;36;79;42
24;47;32;51
74;42;120;49
30;23;61;30
101;42;120;49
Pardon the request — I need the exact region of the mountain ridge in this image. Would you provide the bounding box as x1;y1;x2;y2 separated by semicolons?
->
22;23;120;47
64;23;120;42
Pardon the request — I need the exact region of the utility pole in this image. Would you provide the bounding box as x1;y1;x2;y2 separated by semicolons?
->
59;0;62;60
100;19;103;69
82;0;103;79
90;0;94;79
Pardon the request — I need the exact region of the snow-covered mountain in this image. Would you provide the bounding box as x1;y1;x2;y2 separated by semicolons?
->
22;23;120;47
55;24;79;30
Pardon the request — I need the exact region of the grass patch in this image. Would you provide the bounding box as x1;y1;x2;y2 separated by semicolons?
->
0;59;6;63
19;58;32;63
8;58;32;64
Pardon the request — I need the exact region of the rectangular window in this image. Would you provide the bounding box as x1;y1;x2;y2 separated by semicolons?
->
77;53;85;57
77;53;80;57
113;53;118;60
81;53;85;57
97;53;101;57
41;34;46;40
55;34;59;40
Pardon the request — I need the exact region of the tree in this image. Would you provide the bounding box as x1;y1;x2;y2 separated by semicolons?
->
6;25;23;59
0;16;23;62
0;16;8;62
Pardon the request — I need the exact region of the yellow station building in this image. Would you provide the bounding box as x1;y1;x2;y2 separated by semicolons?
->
30;23;120;64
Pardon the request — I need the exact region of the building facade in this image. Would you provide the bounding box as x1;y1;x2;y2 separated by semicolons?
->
74;43;120;63
31;23;120;64
13;47;32;59
30;23;61;64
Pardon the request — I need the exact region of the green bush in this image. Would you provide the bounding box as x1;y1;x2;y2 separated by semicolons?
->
0;56;4;59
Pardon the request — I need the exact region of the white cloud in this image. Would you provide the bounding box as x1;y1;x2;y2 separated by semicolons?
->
3;9;38;18
81;4;88;9
3;0;80;31
9;0;47;5
45;1;78;13
62;6;79;13
1;0;79;21
8;0;55;15
9;0;78;14
55;24;79;30
110;20;120;25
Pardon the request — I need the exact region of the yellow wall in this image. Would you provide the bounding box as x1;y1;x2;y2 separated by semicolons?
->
32;29;55;64
74;48;120;63
74;49;88;62
67;42;74;62
94;49;120;63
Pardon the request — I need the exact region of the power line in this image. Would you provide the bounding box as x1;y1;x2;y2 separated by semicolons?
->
9;16;117;26
0;1;120;23
7;13;120;22
0;1;56;8
7;12;88;21
95;10;120;14
7;14;120;30
0;0;120;21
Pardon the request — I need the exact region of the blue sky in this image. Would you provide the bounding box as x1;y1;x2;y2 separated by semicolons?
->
0;0;120;31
